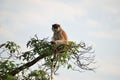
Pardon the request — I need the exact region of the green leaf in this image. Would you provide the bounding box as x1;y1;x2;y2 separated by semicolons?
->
67;64;72;69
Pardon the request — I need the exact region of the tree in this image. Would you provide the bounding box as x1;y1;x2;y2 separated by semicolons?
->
0;35;95;80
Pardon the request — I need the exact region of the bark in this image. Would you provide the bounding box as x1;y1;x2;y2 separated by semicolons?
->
51;63;54;80
9;52;51;76
51;54;57;80
0;43;5;48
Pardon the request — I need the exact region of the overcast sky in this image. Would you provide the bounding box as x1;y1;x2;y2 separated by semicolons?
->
0;0;120;80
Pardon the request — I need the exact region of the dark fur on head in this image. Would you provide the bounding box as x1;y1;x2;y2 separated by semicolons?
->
52;24;61;32
52;24;60;28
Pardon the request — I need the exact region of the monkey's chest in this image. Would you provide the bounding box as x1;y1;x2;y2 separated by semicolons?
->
54;33;62;40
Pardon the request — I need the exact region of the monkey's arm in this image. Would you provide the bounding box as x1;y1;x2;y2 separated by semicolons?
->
62;30;68;41
54;31;68;46
62;31;68;45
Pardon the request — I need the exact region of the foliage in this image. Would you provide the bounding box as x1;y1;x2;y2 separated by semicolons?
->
0;60;17;80
0;35;95;80
26;70;50;80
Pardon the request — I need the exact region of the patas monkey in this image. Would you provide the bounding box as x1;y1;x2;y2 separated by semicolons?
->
52;24;68;46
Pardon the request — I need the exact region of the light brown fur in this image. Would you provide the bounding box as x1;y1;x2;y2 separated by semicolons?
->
52;24;68;46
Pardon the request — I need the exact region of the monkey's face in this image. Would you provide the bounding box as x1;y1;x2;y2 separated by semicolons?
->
52;24;61;33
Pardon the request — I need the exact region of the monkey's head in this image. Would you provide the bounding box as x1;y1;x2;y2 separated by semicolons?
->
52;24;61;33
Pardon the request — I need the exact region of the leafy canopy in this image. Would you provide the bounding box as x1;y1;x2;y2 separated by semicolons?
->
0;35;95;80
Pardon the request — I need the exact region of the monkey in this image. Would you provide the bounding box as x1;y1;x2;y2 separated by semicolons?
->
51;24;69;69
51;24;68;46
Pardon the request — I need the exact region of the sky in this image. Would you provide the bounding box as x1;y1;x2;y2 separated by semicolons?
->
0;0;120;80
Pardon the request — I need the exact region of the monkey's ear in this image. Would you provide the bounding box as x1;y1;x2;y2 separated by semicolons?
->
52;24;54;27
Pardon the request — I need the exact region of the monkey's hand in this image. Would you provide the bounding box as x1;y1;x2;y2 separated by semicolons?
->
50;41;56;45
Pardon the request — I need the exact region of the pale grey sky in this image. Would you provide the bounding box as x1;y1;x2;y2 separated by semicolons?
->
0;0;120;80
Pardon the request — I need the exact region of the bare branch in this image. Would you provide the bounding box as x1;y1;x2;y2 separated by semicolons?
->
9;52;52;76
